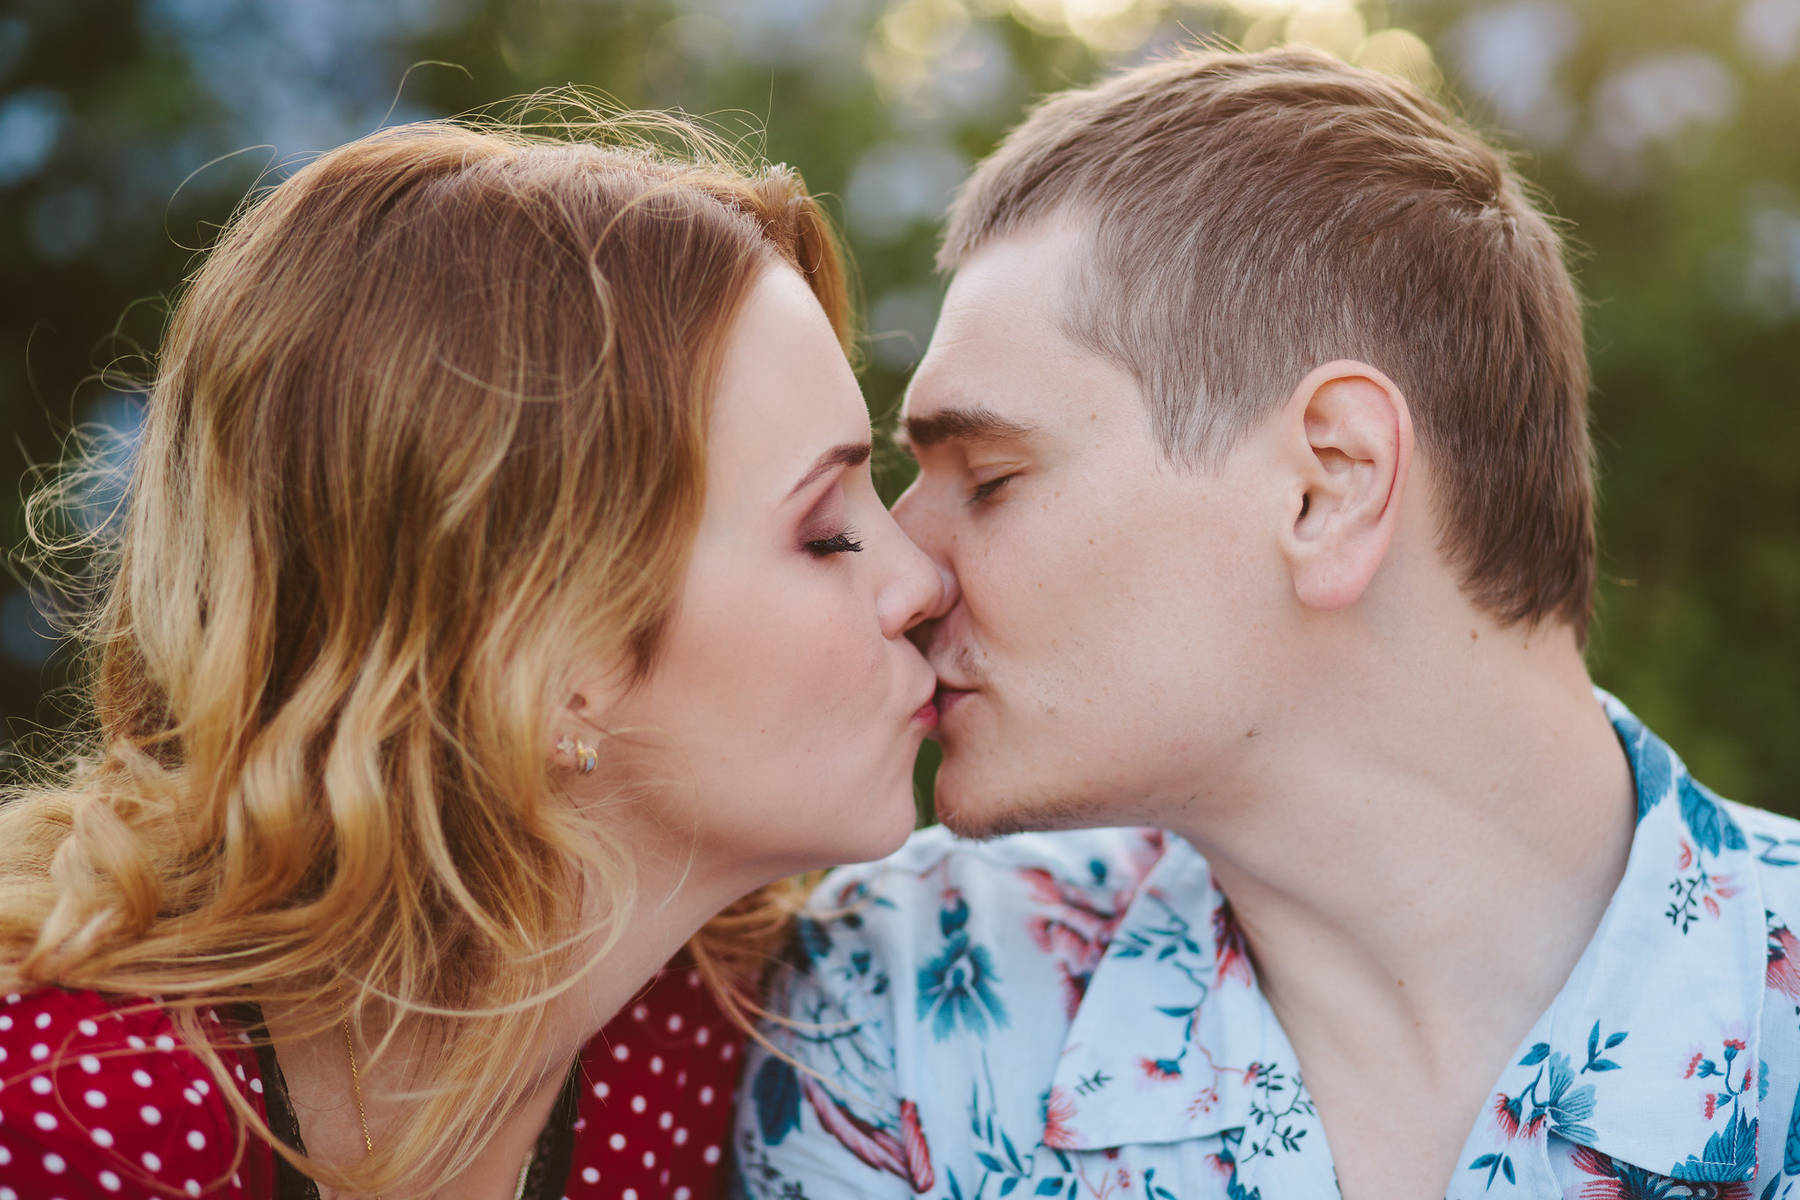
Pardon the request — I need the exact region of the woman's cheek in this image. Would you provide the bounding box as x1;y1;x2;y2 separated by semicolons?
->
788;599;882;733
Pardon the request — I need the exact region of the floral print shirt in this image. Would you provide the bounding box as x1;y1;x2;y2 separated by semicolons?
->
732;692;1800;1199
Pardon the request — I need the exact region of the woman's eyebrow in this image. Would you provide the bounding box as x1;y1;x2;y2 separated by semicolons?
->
787;442;872;499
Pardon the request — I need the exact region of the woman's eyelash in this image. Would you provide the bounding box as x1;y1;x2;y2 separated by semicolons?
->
969;475;1015;504
805;529;864;556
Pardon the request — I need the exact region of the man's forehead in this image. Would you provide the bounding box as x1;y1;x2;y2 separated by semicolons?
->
899;338;1043;430
898;220;1109;443
901;307;1052;426
920;224;1085;354
947;217;1089;303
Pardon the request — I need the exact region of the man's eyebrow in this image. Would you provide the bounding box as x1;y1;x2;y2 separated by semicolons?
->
900;406;1038;450
787;442;872;499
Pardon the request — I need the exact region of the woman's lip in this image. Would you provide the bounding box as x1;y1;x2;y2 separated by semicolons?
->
912;700;939;729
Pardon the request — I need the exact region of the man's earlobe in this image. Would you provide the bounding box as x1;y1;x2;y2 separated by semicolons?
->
1278;361;1413;611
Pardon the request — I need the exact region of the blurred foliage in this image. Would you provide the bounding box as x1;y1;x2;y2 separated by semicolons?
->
1;0;1795;815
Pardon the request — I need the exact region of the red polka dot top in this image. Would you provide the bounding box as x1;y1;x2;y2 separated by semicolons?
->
0;966;744;1199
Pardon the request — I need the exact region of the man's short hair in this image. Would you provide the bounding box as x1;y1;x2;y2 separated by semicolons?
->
941;46;1595;637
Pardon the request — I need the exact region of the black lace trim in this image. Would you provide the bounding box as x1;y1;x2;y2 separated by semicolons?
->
230;1005;577;1200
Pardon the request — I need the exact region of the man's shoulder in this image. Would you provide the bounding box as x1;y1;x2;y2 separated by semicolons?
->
1721;796;1800;903
1723;795;1800;854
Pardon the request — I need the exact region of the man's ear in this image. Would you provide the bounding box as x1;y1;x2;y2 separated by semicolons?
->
1276;360;1413;611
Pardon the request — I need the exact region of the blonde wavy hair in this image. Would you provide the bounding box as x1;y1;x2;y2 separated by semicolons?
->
0;102;851;1195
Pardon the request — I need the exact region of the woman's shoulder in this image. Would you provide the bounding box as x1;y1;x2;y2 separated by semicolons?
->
0;987;275;1197
567;964;744;1198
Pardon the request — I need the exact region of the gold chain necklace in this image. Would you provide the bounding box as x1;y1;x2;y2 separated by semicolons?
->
342;1014;532;1200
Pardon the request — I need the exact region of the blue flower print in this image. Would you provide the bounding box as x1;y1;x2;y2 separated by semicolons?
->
918;896;1009;1041
1673;1106;1757;1182
1625;716;1673;822
1680;774;1748;857
1503;1046;1598;1142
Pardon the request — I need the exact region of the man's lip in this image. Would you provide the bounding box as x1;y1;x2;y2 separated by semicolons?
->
933;684;975;713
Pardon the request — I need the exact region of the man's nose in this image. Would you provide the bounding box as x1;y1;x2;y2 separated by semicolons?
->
925;557;959;621
890;478;938;552
889;481;960;646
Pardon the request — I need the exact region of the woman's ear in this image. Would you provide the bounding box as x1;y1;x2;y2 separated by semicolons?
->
554;657;638;776
1276;360;1414;611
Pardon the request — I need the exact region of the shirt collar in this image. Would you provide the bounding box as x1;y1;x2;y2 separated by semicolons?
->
1043;690;1765;1189
1045;833;1337;1195
1477;690;1764;1185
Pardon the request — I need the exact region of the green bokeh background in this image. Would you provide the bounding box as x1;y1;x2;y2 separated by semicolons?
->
2;0;1795;815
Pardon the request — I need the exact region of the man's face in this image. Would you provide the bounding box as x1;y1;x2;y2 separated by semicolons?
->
893;218;1296;838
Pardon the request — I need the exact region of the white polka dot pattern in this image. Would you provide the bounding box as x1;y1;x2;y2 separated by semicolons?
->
0;967;745;1199
561;964;745;1198
0;987;275;1197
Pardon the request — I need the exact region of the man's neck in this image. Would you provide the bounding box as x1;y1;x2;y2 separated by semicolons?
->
1160;622;1636;1179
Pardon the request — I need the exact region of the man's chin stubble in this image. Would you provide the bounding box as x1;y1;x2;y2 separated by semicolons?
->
933;784;1114;841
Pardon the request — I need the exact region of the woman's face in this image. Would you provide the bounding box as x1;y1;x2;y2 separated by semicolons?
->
582;265;946;883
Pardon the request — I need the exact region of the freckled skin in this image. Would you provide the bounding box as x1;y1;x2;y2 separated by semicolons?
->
893;226;1292;836
581;267;946;886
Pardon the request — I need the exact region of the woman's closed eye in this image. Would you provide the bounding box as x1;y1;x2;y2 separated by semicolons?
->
805;528;864;556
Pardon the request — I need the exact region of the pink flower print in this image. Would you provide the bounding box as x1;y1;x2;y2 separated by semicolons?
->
1570;1145;1629;1199
1027;916;1088;957
1213;900;1253;987
1053;962;1086;1021
1139;1056;1180;1082
1030;917;1105;1018
1575;1144;1750;1200
1128;830;1168;879
1042;1086;1079;1150
799;1077;936;1192
1678;839;1695;870
1021;868;1071;908
1492;1093;1548;1142
1683;1052;1705;1079
1187;1086;1220;1117
1019;869;1126;933
899;1100;935;1191
1019;867;1132;1019
1770;922;1800;1001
